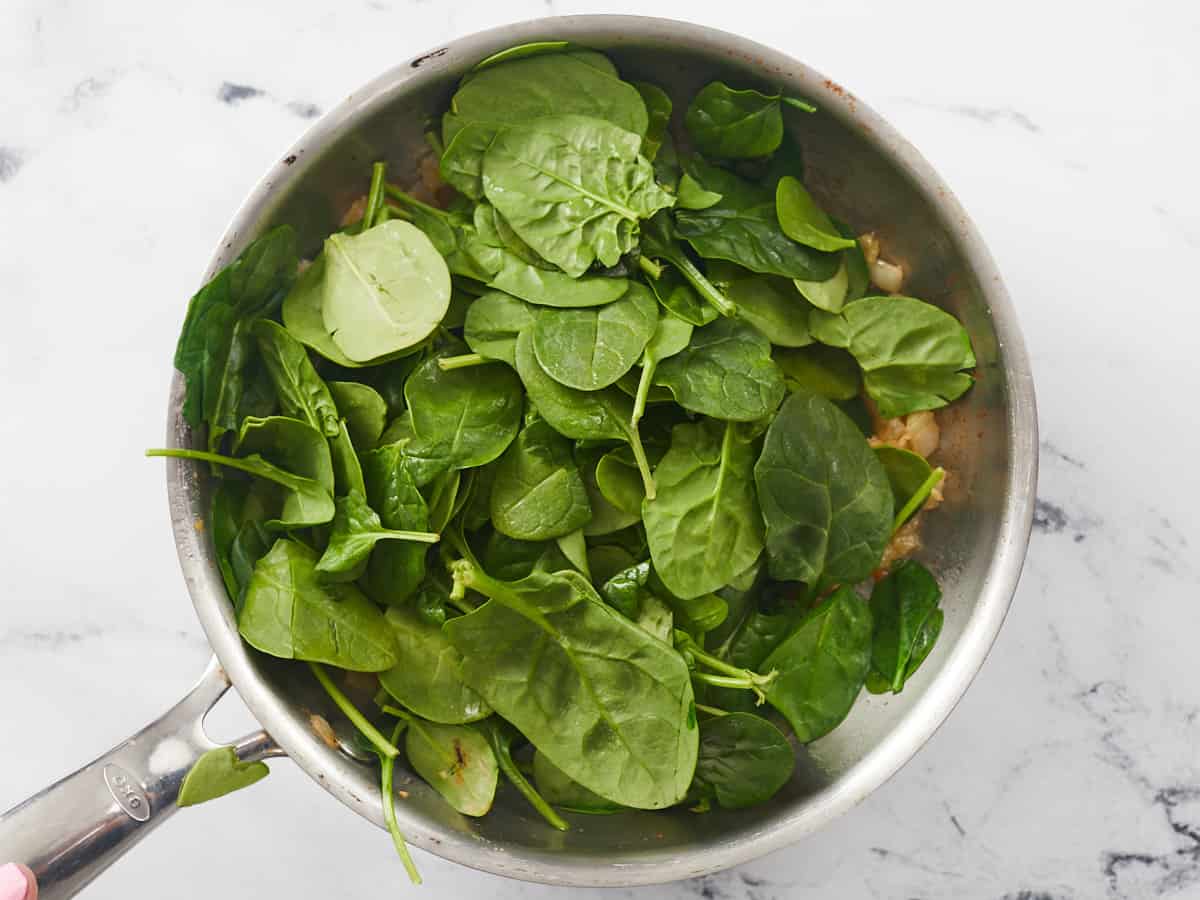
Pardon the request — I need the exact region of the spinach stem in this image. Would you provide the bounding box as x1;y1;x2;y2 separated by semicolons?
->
438;353;490;371
670;254;737;318
362;161;387;231
383;202;413;221
637;255;664;280
489;731;569;832
630;359;656;431
694;703;729;718
381;720;422;884
145;448;312;492
624;426;657;501
892;467;945;533
377;529;442;544
307;663;399;759
424;129;445;158
385;183;450;220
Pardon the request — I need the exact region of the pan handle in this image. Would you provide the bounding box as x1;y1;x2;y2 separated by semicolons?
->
0;657;283;899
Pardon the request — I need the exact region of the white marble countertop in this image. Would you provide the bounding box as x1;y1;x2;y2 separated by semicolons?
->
2;1;1197;897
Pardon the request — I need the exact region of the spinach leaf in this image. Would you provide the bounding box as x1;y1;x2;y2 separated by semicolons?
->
360;444;430;606
643;419;764;600
282;256;395;368
533;750;622;815
555;528;591;580
228;518;270;611
177;746;270;808
461;291;533;365
481;531;567;582
594;446;657;518
211;481;248;601
763;585;872;741
600;560;650;618
315;491;439;581
514;330;655;496
793;258;850;314
754;392;893;585
685;82;813;159
810;296;976;417
252;320;341;438
867;560;942;694
490;418;592;541
402;717;498;817
444;561;698;809
693;712;794;809
175;226;297;426
774;344;861;400
458;462;498;533
532;283;659;390
482;115;674;277
234;414;335;493
636;592;675;644
902;607;943;685
473;201;552;269
238;539;399;671
328;381;387;450
653;317;785;421
425;470;462;535
442;51;648;198
322;221;451;362
874;445;945;529
378;604;491;723
580;447;641;536
676;173;723;210
478;719;569;831
633;81;672;161
714;268;813;348
472;41;574;72
329;421;366;498
207;319;275;453
404;354;523;470
586;544;638;587
775;177;856;252
675;163;839;282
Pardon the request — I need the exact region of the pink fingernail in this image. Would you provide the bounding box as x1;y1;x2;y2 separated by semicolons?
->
0;864;30;900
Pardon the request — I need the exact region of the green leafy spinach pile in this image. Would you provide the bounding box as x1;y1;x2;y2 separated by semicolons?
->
149;42;972;881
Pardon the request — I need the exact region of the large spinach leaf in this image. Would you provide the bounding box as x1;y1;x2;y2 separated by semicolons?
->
238;539;399;671
714;266;814;348
322;221;451;362
444;561;698;809
643;419;764;600
810;296;976;417
763;585;872;741
532;283;659;390
653;317;785;422
693;712;794;809
774;344;861;400
754;391;892;585
490;418;592;541
442;51;648;198
482;115;673;277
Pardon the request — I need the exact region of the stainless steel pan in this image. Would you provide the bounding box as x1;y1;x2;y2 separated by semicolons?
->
0;15;1037;896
